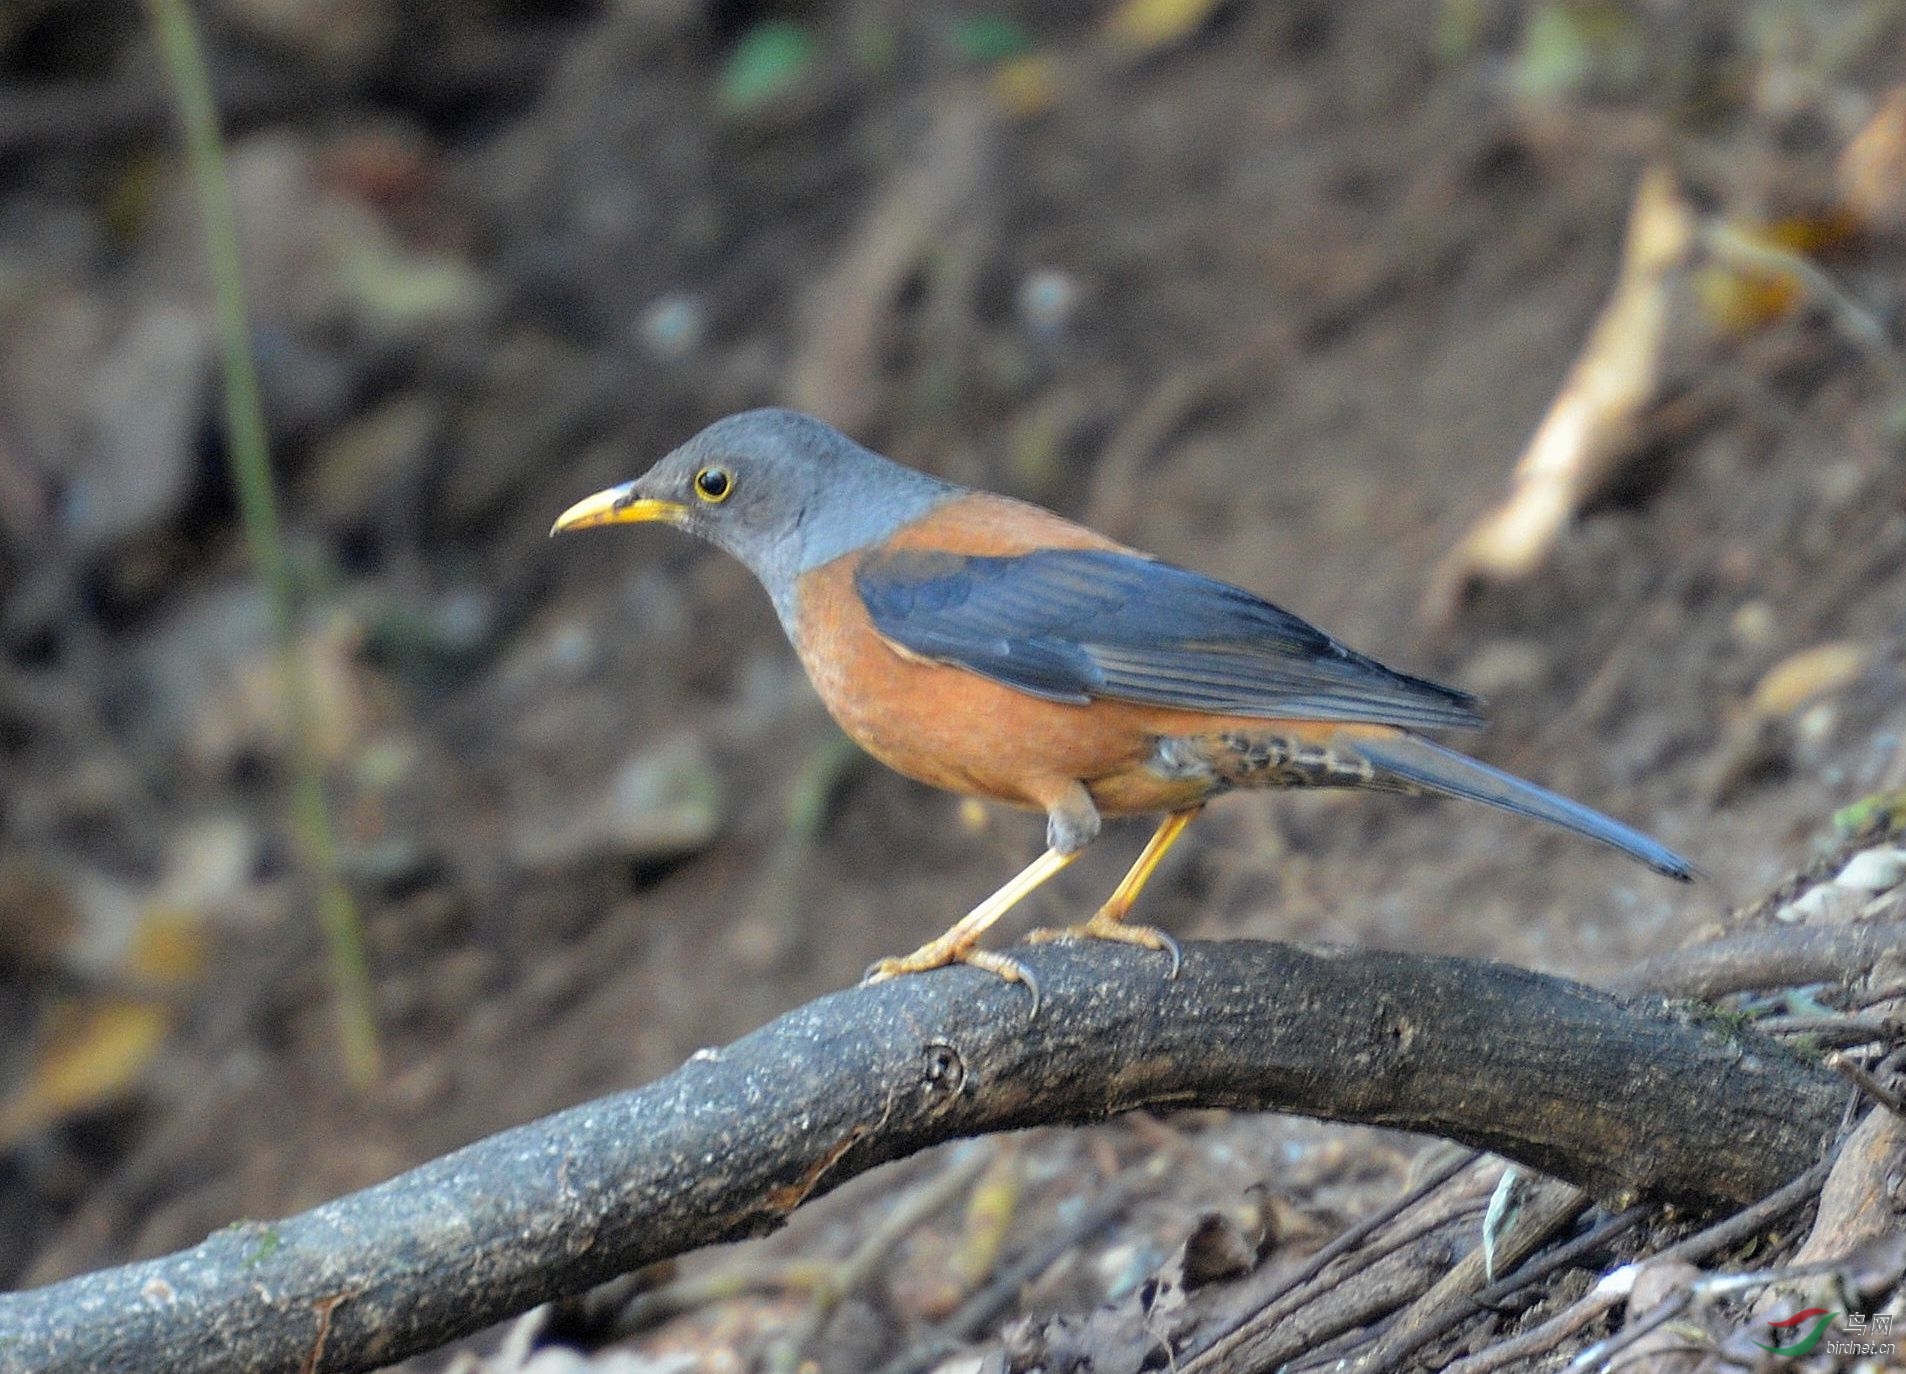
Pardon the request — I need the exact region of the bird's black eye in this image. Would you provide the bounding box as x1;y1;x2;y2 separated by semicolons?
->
693;466;733;503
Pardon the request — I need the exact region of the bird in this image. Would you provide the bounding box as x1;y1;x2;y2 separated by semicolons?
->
552;408;1692;1004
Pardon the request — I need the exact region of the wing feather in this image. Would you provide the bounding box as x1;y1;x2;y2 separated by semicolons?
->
855;548;1483;729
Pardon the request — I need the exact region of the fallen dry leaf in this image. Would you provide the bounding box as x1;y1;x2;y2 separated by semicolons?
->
1420;163;1696;625
992;53;1061;119
1749;641;1869;719
0;910;206;1149
1102;0;1226;58
1840;86;1906;234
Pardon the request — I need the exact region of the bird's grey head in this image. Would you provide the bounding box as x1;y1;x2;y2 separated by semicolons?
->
551;408;958;621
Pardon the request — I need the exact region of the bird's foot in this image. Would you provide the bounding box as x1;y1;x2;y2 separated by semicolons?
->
1026;911;1182;977
864;942;1043;1014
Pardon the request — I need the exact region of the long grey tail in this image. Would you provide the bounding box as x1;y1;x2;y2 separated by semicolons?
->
1350;732;1694;881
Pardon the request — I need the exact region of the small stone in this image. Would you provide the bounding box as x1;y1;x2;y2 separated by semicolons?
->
602;739;725;858
65;304;211;556
1835;848;1906;893
1625;1259;1700;1319
516;1348;594;1374
1017;268;1080;341
1776;884;1864;926
1093;1240;1162;1301
158;818;258;911
1795;700;1840;753
1728;600;1776;649
1775;886;1825;923
512;735;725;871
925;1357;987;1374
635;293;707;362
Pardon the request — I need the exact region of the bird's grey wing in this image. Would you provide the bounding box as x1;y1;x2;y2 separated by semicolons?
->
854;548;1483;730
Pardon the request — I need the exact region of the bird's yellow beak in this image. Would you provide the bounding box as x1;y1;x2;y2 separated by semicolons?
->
549;486;691;536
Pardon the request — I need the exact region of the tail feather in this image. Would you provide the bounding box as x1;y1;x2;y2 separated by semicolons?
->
1350;732;1694;881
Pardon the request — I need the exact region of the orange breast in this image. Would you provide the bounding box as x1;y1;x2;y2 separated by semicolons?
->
787;493;1275;817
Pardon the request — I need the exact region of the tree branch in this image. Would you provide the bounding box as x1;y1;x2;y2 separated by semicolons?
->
0;939;1844;1374
1608;919;1906;1000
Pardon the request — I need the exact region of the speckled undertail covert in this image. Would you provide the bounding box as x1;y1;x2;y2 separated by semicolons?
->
553;409;1692;1004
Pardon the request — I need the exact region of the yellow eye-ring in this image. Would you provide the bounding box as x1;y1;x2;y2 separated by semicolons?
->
693;466;733;503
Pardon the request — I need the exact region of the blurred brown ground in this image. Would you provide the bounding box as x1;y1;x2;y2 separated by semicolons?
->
1;0;1903;1366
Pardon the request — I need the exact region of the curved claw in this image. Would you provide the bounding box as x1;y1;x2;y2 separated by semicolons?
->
1027;915;1180;979
969;949;1041;1018
1155;928;1183;980
861;844;1074;1015
864;947;1043;1018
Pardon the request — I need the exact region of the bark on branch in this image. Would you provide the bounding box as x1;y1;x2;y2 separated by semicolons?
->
0;939;1845;1374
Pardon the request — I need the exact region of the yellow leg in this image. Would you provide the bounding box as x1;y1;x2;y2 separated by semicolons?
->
1028;806;1201;974
865;846;1081;999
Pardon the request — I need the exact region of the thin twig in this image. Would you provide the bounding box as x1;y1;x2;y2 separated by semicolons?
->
142;0;379;1085
1356;1195;1643;1374
1760;1015;1904;1046
1611;920;1906;1001
1692;1250;1892;1295
1445;1150;1839;1374
1856;979;1906;1011
1827;1052;1906;1119
1179;1151;1484;1372
1655;1154;1837;1267
611;1259;832;1334
874;1154;1165;1374
1702;222;1906;392
765;1142;996;1373
1442;1286;1622;1374
1472;1206;1649;1313
1562;1290;1688;1373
